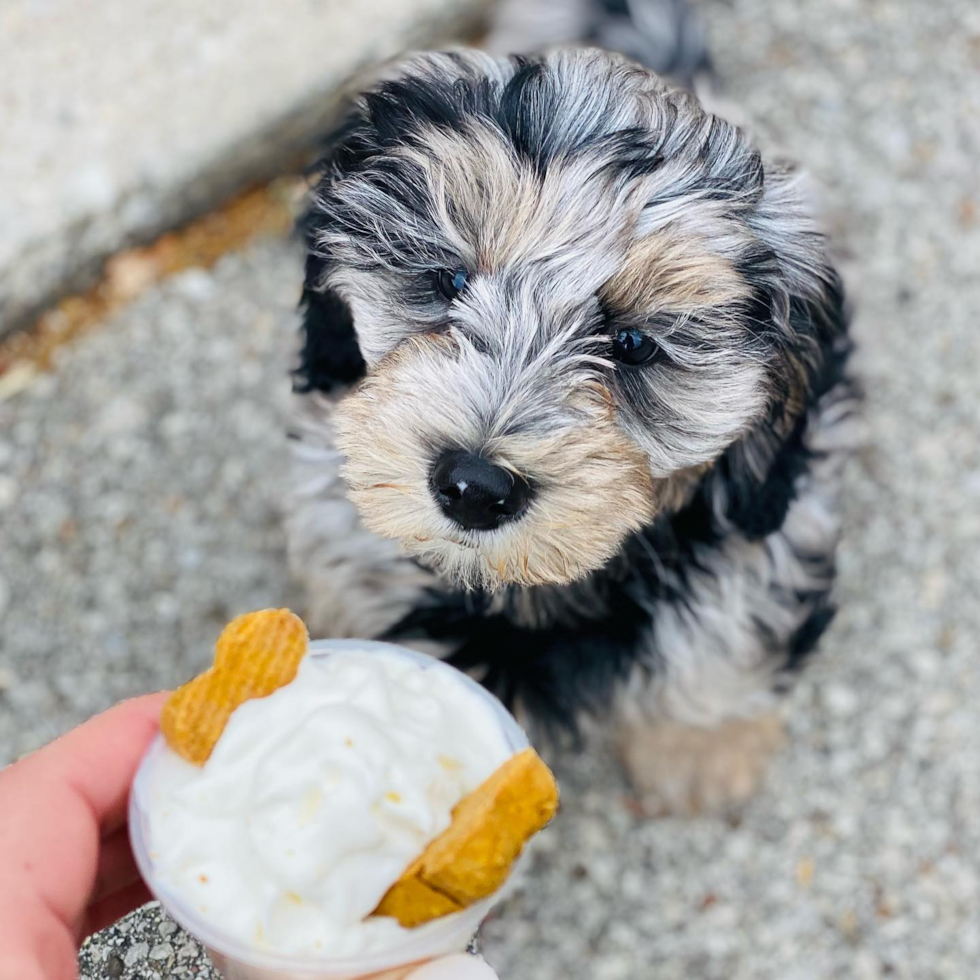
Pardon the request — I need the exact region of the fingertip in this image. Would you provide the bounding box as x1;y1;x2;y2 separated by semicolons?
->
116;691;170;722
29;690;172;838
405;954;500;980
101;691;170;751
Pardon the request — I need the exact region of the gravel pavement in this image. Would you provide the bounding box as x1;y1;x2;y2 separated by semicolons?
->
2;1;979;978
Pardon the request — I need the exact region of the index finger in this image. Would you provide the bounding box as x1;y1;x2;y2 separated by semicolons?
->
15;692;169;834
0;692;169;944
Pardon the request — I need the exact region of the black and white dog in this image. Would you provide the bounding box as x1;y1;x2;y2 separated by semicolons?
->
287;0;855;815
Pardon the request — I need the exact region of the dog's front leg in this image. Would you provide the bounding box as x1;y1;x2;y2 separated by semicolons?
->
613;568;797;817
616;631;786;816
618;709;784;818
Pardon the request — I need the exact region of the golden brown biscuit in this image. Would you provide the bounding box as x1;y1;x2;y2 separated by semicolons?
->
372;747;559;927
161;608;308;765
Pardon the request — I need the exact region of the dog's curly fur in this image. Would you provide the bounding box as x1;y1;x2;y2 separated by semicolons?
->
286;26;856;813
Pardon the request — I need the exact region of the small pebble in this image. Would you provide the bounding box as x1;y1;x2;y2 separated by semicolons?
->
123;943;148;968
148;941;173;961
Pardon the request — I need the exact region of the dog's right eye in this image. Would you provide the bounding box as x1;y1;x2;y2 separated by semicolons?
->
436;269;469;301
611;327;659;366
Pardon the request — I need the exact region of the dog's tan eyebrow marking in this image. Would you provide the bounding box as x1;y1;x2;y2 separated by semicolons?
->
409;121;643;273
603;232;749;315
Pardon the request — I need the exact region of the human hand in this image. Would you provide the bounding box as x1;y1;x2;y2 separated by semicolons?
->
0;693;168;980
0;695;501;980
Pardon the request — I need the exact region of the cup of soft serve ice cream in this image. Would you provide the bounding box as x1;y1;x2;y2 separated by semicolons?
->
129;612;556;980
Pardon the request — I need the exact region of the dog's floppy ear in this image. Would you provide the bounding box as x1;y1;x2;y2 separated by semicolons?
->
292;108;371;396
293;251;366;395
701;166;854;540
293;50;497;396
703;288;850;541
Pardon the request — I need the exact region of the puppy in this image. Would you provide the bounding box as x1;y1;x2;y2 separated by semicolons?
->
286;14;855;815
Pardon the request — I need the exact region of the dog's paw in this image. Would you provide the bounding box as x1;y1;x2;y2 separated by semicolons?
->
619;714;784;817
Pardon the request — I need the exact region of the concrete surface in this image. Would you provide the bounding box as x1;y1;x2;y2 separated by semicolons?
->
1;0;978;978
0;0;489;337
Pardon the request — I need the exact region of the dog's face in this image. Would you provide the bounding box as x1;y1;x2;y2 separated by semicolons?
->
300;50;841;591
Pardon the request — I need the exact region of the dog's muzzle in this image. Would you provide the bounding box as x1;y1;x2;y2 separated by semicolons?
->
429;450;531;531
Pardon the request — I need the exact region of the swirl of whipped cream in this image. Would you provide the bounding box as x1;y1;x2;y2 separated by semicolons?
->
144;649;512;957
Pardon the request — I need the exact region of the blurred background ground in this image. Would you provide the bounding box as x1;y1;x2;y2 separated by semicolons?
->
0;0;487;335
2;1;979;978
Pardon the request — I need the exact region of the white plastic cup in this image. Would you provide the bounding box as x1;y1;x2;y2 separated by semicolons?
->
129;639;531;980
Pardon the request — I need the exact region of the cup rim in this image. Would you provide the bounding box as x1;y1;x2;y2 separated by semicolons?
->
129;639;529;974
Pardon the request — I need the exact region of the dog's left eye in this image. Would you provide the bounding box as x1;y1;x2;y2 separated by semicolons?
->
611;327;659;365
436;269;469;301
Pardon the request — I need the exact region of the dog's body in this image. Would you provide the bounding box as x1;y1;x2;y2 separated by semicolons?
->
286;4;855;814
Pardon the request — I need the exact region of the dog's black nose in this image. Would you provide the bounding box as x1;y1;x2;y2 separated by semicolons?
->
430;450;531;531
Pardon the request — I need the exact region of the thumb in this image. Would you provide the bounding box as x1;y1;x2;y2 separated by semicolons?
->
404;954;500;980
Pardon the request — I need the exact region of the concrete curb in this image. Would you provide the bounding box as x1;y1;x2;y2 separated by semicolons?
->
0;0;490;338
